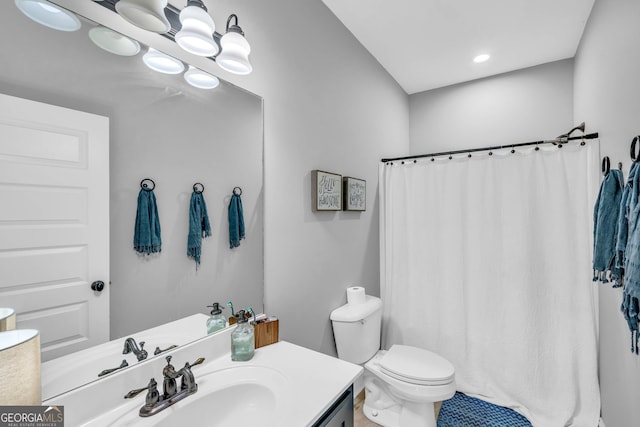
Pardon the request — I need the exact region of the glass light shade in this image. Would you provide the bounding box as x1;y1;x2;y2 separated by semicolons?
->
0;329;41;405
216;31;252;75
115;0;171;33
184;66;220;89
143;48;185;74
176;6;218;57
0;308;16;332
15;0;81;32
89;26;141;56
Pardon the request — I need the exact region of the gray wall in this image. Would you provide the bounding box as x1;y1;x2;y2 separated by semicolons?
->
574;0;640;425
217;0;410;354
409;59;575;153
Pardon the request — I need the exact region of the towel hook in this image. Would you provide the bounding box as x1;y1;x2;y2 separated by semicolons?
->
193;182;204;194
602;156;611;176
233;186;242;196
631;136;640;162
140;178;155;191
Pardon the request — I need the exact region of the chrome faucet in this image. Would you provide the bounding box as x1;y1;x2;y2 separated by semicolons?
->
124;355;205;417
123;337;148;362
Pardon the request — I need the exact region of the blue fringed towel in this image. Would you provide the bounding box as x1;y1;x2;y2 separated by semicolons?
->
228;193;245;249
133;188;161;254
592;168;624;284
187;191;212;266
618;162;640;353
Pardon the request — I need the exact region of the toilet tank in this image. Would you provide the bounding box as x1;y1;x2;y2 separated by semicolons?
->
330;296;382;364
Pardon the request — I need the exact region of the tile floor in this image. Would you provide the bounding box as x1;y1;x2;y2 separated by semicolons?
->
354;391;382;427
353;391;442;427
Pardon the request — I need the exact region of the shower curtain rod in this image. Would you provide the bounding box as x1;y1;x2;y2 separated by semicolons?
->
380;132;599;163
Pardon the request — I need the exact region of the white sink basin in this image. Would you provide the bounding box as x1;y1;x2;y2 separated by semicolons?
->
108;365;290;426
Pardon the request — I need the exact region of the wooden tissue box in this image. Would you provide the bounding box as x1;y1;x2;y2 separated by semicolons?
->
252;318;279;349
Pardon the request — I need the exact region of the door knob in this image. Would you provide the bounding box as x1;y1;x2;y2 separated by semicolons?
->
91;281;105;292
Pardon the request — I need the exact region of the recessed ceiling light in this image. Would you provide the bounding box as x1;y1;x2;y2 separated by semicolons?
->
15;0;81;32
473;54;491;64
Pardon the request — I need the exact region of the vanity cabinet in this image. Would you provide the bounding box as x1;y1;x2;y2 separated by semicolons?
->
313;385;354;427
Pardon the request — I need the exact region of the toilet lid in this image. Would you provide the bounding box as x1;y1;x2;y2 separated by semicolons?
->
379;345;455;386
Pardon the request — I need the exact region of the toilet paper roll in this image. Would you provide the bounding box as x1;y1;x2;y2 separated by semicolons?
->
346;286;366;305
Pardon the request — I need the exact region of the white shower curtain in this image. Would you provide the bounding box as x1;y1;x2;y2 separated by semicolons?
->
379;142;601;427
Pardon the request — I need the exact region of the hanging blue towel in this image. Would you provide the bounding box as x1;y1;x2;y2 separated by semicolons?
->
187;191;212;266
617;162;640;353
593;169;624;284
133;188;162;254
615;162;639;276
228;193;245;249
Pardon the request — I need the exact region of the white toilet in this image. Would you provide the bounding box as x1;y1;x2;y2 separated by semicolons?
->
330;295;455;427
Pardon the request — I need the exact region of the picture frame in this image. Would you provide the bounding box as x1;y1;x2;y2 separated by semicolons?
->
312;170;342;211
343;177;366;211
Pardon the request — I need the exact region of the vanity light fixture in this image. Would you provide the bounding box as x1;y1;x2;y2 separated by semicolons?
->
89;25;141;56
473;53;491;64
175;0;218;57
184;66;220;89
215;14;252;75
115;0;171;34
15;0;81;32
143;47;185;74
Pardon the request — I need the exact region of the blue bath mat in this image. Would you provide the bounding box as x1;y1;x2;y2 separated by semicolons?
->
438;392;532;427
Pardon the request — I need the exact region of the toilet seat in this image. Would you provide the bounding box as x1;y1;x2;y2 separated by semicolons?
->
379;345;454;386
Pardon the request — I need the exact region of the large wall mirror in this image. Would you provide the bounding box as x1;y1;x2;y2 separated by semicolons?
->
0;0;263;399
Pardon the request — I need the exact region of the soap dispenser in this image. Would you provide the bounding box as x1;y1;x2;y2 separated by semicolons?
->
231;309;255;361
206;303;226;334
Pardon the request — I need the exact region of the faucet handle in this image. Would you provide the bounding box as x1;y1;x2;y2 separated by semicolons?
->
124;378;156;399
154;344;178;355
186;357;205;369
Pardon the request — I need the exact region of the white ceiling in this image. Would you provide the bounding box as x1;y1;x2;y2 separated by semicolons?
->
321;0;595;95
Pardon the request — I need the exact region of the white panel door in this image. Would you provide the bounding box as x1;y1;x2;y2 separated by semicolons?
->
0;93;109;361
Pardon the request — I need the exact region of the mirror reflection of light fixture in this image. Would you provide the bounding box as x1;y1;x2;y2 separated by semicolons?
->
216;14;252;75
175;0;218;57
143;47;185;74
115;0;171;34
184;66;220;89
15;0;81;32
0;329;41;405
89;26;141;56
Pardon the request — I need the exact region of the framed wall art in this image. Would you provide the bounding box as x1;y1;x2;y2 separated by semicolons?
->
312;170;342;211
343;177;366;211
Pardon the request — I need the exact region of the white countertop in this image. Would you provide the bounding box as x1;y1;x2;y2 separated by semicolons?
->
45;325;362;427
